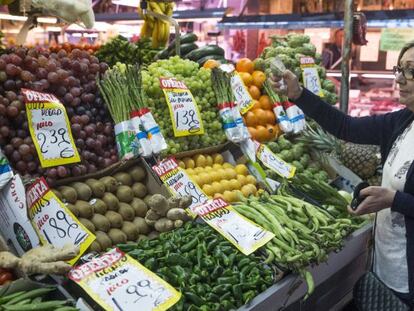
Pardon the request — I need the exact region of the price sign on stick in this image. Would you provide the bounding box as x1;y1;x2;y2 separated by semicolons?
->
69;248;181;311
254;141;296;179
160;78;204;137
22;89;80;168
152;157;208;211
27;177;95;265
300;57;324;97
191;198;274;255
230;73;254;114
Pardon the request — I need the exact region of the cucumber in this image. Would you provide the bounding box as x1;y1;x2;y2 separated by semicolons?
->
196;54;226;66
168;33;198;51
155;48;170;60
169;43;198;57
185;45;225;61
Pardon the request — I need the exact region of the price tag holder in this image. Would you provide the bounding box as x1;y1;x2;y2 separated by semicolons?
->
27;177;95;265
152;157;208;212
69;248;181;311
300;57;324;97
254;141;296;179
230;73;254;115
159;78;204;137
191;198;274;255
22;89;80;168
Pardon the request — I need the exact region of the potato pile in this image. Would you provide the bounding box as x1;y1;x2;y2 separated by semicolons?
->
52;165;191;252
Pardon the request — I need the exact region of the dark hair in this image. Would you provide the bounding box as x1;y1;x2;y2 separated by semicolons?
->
398;41;414;65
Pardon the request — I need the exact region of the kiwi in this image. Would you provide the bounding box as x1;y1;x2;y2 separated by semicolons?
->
132;183;147;199
102;192;119;211
95;231;112;249
143;195;153;206
75;200;94;219
114;172;133;186
91;214;111;232
118;203;135;221
85;179;105;198
130;166;146;182
79;218;96;233
52;189;63;201
100;176;118;193
58;186;77;204
105;211;123;228
88;241;102;253
65;203;79;217
133;217;150;235
116;185;134;203
108;228;127;244
130;198;148;217
71;182;92;201
121;221;139;241
89;198;108;214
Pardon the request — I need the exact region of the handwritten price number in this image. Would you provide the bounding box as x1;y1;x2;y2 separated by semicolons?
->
37;127;74;158
114;279;167;308
42;209;87;245
175;110;200;133
182;181;208;205
305;70;321;95
223;222;265;244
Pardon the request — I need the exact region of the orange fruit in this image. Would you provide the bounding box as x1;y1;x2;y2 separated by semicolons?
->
249;85;261;100
252;108;267;126
252;71;266;89
259;95;273;110
251;99;261;110
239;72;253;87
248;127;258;140
264;110;276;125
203;59;220;69
236;58;254;73
255;125;268;142
266;124;278;140
244;111;257;127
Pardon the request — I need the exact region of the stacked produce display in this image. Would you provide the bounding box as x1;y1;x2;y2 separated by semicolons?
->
0;26;373;311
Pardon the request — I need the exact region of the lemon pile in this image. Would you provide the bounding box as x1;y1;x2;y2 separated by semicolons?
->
178;153;258;203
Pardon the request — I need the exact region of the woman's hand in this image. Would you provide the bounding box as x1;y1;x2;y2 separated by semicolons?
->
268;70;303;100
348;186;396;216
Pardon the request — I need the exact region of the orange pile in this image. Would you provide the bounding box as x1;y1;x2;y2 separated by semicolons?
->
236;58;281;143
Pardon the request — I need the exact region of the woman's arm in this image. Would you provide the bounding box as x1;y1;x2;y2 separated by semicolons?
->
392;191;414;218
294;88;398;146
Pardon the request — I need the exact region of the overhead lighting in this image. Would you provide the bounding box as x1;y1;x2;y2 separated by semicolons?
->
112;0;139;7
361;73;395;79
0;13;27;21
37;17;58;24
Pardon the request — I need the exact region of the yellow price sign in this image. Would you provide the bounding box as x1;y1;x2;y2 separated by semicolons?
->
230;73;254;115
255;141;296;179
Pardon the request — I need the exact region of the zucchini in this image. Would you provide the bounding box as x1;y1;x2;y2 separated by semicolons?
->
185;45;225;61
169;43;198;57
196;54;226;66
168;33;198;51
155;48;170;60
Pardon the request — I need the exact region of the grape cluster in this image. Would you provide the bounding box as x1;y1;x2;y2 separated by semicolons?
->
0;47;117;185
142;56;225;154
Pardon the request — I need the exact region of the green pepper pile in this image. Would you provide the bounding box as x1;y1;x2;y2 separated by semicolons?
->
118;222;277;311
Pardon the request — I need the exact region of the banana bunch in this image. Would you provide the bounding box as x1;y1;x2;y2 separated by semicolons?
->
139;1;174;48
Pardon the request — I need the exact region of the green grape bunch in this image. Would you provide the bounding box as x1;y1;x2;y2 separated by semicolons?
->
142;56;226;154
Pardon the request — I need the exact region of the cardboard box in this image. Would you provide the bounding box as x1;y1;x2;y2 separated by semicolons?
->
0;175;39;256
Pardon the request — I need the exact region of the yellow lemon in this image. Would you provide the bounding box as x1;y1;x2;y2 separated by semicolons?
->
210;171;221;182
222;162;234;169
204;166;213;172
194;167;204;174
183;157;195;169
235;164;249;176
194;154;207;167
223;190;237;203
224;168;237;180
229;179;242;191
220;179;232;192
186;168;195;175
214;193;224;200
237;174;247;186
212;163;222;170
232;190;243;202
217;169;226;180
211;181;224;194
202;184;215;197
212;153;224;164
178;160;186;169
246;175;257;185
199;172;212;185
205;155;214;166
192;175;202;187
241;184;255;197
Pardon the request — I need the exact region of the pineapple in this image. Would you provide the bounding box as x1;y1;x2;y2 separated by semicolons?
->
297;125;381;179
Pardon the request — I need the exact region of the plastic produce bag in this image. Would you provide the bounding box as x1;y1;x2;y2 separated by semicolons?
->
31;0;95;28
218;102;240;142
232;105;251;141
114;121;135;160
282;101;306;134
137;108;167;154
130;112;153;157
0;149;13;190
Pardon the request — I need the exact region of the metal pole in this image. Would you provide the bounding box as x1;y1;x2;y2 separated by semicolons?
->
340;0;353;114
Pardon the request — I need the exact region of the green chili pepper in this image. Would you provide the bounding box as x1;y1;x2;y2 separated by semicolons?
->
237;257;250;269
217;276;239;285
207;239;218;252
232;284;243;301
181;239;198;252
212;284;232;294
144;258;156;270
185;292;204;306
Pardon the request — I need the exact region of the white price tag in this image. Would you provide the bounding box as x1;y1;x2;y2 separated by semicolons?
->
300;57;323;97
69;248;181;311
22;89;80;168
152;158;208;210
230;73;253;114
191;198;274;255
255;141;296;179
219;63;235;73
27;177;95;264
159;78;204;137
